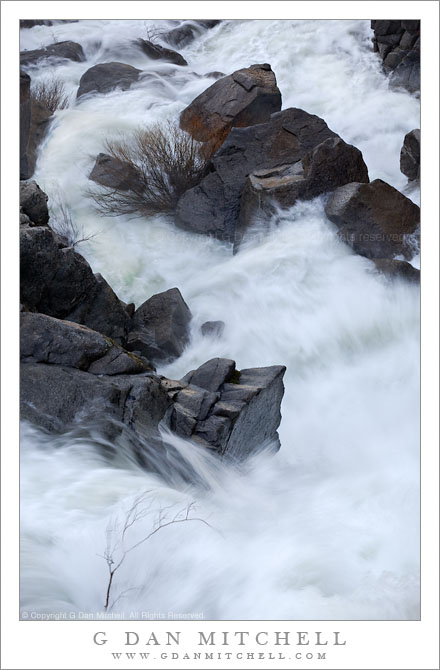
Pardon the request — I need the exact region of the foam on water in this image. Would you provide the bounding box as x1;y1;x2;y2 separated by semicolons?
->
20;19;420;620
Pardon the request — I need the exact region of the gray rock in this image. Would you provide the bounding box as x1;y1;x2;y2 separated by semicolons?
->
180;63;281;145
174;386;217;421
89;153;143;191
20;71;31;179
20;180;49;225
77;62;142;98
176;107;363;245
20;41;85;67
127;288;192;362
371;20;420;94
20;222;131;341
237;136;369;248
181;357;236;392
325;179;420;260
136;39;187;66
164;20;221;49
20;363;170;439
20;312;152;374
25;97;53;179
371;259;420;283
390;49;420;93
400;129;420;181
200;320;225;337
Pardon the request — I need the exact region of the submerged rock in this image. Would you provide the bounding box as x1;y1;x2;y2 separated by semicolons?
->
325;179;420;260
136;38;187;66
164;20;221;48
180;63;282;145
127;288;192;363
200;320;225;337
400;129;420;181
20;41;85;67
371;258;420;283
176;107;368;246
77;62;142;98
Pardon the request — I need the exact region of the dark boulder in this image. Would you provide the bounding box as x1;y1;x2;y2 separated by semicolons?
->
325;179;420;260
136;39;187;66
200;320;225;337
20;41;85;67
371;259;420;283
26;97;53;177
176;107;367;245
237;136;369;248
127;288;192;363
164;20;221;49
371;20;420;94
89;153;143;191
400;129;420;181
20;362;170;439
20;312;153;374
77;62;142;98
20;71;31;179
20;180;49;225
20;222;131;341
20;20;53;28
180;63;281;144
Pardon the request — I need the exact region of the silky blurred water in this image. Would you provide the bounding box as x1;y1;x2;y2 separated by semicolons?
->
20;19;420;620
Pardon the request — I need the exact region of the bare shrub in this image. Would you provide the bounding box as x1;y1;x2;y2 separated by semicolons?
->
88;120;216;217
99;493;213;611
49;196;97;247
31;77;70;114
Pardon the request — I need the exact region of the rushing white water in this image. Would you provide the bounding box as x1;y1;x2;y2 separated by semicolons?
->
20;19;420;620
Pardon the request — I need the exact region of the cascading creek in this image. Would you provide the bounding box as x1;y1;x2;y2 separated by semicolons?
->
19;18;420;621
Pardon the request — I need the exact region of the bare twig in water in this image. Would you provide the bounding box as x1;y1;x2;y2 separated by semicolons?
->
49;196;99;248
99;493;213;611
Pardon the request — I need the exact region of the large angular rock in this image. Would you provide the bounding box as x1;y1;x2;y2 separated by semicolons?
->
400;129;420;181
136;39;187;66
20;222;131;341
20;363;170;440
20;71;31;179
77;62;142;98
176;107;366;245
89;153;143;191
371;20;420;94
237;136;369;248
26;97;53;177
180;63;281;144
181;357;236;392
20;41;85;67
127;288;192;363
20;312;152;374
20;180;49;225
325;179;420;260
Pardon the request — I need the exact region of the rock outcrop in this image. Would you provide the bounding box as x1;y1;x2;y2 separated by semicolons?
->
77;62;142;98
20;71;32;179
136;39;187;66
176;107;369;247
127;288;192;363
201;320;225;337
325;179;420;260
20;180;49;225
20;41;85;67
371;20;420;93
400;129;420;181
180;63;282;145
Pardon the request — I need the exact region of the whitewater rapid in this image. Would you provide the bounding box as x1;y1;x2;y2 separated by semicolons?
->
20;19;420;620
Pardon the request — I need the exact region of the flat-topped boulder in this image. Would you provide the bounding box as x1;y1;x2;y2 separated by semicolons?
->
180;63;281;144
20;41;85;67
325;179;420;260
176;107;369;246
77;62;142;98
